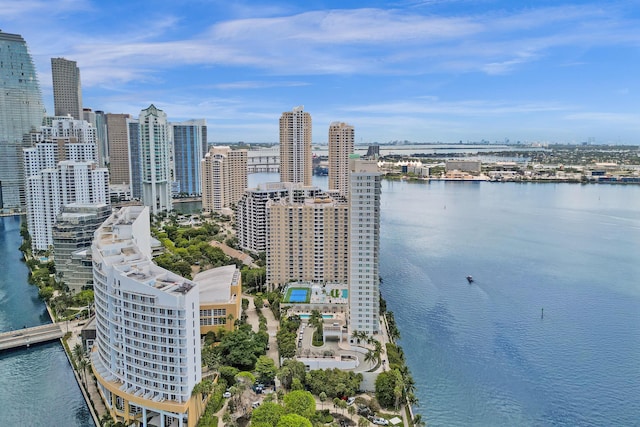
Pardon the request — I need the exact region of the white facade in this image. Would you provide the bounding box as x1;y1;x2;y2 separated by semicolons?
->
140;105;172;215
348;158;382;336
23;118;108;250
92;206;201;427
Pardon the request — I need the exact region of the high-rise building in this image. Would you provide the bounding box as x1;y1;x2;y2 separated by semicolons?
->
84;108;109;167
139;105;172;214
236;183;318;254
201;146;247;213
106;113;131;187
266;191;349;290
127;118;141;200
0;31;45;209
348;157;382;335
91;206;203;427
52;203;111;293
23;118;109;250
95;110;109;166
51;57;82;120
328;122;354;197
171;120;207;196
279;106;312;186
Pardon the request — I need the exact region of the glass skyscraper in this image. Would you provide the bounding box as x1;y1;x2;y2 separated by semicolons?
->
0;31;45;209
171;119;207;196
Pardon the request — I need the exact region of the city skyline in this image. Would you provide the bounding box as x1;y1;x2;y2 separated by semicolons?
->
3;0;639;144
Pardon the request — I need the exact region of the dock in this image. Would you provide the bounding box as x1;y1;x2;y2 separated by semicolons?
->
0;323;65;352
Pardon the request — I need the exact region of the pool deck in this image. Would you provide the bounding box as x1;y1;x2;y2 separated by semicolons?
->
283;283;349;305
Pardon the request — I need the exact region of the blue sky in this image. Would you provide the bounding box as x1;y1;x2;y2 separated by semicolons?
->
4;0;639;144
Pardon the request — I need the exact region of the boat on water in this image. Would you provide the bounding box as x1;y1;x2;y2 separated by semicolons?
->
466;275;474;283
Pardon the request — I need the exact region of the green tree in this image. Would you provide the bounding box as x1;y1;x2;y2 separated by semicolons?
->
255;355;278;384
283;390;316;419
277;413;312;427
348;405;356;418
218;365;239;387
72;343;84;363
251;402;285;427
375;369;404;408
78;358;89;386
218;325;263;370
291;378;304;391
319;392;327;410
412;414;426;427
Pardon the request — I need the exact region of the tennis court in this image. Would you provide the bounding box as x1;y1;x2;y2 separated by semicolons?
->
286;288;310;303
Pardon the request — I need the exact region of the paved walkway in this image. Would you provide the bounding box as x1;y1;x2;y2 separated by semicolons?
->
243;293;280;366
65;318;108;424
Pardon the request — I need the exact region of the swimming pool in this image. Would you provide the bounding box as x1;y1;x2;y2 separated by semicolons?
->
299;314;334;320
341;289;348;298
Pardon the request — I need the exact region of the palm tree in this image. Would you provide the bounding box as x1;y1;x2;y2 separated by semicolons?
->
412;414;426;427
372;340;383;365
78;358;89;386
364;349;377;366
73;343;84;364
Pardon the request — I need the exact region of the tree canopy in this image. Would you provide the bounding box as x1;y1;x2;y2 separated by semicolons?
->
251;402;285;427
305;368;362;399
283;390;316;420
255;355;278;384
217;324;265;370
277;413;312;427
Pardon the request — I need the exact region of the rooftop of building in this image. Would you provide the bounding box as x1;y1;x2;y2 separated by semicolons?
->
95;206;197;297
194;264;238;303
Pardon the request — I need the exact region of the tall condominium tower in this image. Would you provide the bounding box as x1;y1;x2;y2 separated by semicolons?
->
0;31;45;209
106;113;131;187
236;183;321;253
23;118;109;250
279;106;312;186
92;206;203;427
348;157;382;336
140;105;172;214
95;110;109;165
266;191;349;290
172;120;207;196
51;57;82;120
201;146;247;214
84;108;109;167
127;118;141;200
328;122;354;197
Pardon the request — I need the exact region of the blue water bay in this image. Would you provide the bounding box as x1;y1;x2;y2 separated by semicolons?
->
380;181;640;426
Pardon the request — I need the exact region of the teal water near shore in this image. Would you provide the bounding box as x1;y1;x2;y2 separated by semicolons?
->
0;216;93;426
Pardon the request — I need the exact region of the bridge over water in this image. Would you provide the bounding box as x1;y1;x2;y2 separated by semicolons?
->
0;323;64;352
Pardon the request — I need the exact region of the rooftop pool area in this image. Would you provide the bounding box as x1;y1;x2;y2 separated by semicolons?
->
299;314;334;320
